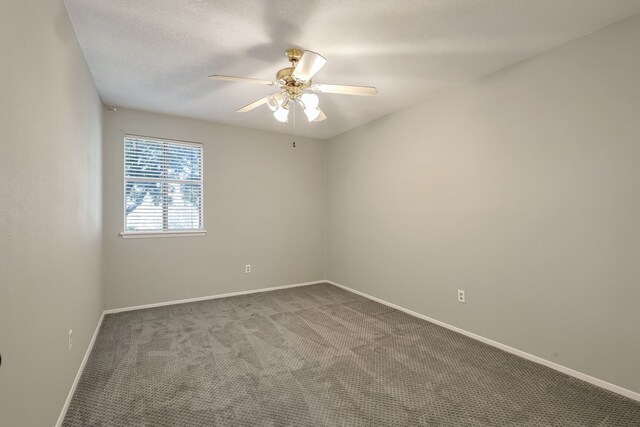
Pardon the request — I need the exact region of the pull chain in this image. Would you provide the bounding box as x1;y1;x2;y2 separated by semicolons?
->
292;103;296;148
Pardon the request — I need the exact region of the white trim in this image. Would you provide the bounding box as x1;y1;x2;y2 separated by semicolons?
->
104;280;325;314
56;311;105;427
120;230;207;239
326;280;640;402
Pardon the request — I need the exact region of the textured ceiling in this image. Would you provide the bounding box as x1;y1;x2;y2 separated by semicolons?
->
64;0;640;139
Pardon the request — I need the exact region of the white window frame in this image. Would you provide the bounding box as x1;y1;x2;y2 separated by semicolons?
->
120;134;206;239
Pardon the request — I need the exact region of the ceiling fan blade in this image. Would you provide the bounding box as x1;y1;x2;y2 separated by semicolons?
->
209;75;275;86
292;51;327;83
236;97;268;113
313;108;327;122
312;83;377;96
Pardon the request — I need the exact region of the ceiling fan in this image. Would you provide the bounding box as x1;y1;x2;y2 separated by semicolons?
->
209;48;377;123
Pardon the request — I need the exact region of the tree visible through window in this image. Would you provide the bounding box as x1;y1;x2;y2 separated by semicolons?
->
124;136;203;233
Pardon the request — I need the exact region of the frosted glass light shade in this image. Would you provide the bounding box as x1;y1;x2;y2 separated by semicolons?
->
267;93;285;112
300;93;319;110
273;105;289;123
304;107;320;122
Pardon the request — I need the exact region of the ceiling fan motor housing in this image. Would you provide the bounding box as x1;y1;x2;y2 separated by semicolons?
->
276;67;311;98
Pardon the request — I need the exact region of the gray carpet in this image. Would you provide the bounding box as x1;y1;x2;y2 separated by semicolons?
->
63;283;640;426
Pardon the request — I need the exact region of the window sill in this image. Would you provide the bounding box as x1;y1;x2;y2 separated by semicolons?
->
120;230;207;239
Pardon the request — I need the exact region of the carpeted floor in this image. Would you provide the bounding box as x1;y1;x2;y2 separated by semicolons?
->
63;283;640;426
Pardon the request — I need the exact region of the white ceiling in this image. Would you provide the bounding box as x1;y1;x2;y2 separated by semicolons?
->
65;0;640;139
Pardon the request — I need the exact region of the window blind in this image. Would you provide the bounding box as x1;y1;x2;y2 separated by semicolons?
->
124;136;203;233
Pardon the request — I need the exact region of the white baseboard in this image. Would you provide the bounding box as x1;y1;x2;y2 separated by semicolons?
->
56;311;105;427
326;280;640;402
104;280;326;314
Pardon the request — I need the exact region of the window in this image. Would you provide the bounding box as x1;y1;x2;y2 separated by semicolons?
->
122;135;204;237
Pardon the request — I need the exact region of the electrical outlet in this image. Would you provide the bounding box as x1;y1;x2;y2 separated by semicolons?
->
457;290;465;303
68;329;73;351
245;264;251;273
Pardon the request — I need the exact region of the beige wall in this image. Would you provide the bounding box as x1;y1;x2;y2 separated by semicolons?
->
0;1;104;426
327;14;640;393
103;108;327;309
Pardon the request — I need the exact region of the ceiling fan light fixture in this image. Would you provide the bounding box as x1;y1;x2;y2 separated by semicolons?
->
300;93;319;110
303;107;321;122
209;47;376;124
299;93;321;121
313;108;327;122
267;93;285;112
273;104;289;123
